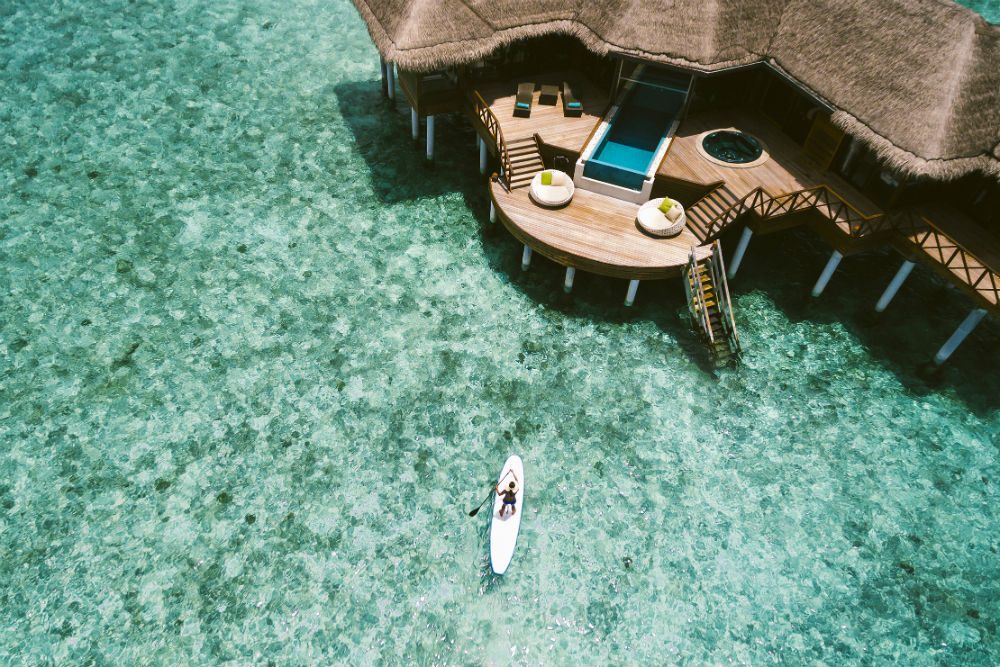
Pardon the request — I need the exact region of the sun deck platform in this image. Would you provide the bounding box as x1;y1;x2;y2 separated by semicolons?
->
473;72;607;152
489;179;710;280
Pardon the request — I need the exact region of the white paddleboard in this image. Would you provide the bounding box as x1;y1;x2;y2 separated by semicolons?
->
489;455;524;575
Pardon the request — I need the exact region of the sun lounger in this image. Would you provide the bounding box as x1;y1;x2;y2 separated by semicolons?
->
514;82;534;117
562;81;583;117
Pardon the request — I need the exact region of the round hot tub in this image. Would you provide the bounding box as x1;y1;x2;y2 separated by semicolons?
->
701;130;764;164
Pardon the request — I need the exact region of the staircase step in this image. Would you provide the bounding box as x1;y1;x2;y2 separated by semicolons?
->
511;157;543;168
508;145;539;156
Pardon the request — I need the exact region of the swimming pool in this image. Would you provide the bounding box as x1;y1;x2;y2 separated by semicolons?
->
582;69;688;191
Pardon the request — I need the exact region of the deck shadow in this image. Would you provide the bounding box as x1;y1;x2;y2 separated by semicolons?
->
333;80;484;205
719;226;1000;416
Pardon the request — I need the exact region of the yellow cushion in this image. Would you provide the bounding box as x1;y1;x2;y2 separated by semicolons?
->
658;198;673;214
540;171;552;186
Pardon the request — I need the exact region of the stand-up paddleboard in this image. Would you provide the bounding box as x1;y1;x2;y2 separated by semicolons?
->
490;455;524;575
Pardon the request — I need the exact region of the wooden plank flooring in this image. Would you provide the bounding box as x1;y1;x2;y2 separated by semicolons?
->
474;72;608;152
491;180;711;280
659;109;882;218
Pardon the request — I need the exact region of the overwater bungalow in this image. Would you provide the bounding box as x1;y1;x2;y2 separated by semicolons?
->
350;0;999;366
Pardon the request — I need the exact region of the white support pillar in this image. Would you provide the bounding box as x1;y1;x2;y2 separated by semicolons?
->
521;245;532;271
387;63;395;102
425;115;435;161
564;267;576;293
811;250;843;297
625;279;640;307
479;137;488;175
489;201;497;223
728;227;753;279
875;260;915;313
934;308;987;366
410;107;419;140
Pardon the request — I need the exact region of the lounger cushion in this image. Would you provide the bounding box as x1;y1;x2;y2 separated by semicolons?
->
567;101;582;109
541;171;552;185
516;101;530;109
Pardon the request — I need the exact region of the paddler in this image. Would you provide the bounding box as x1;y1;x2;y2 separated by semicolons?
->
497;473;519;517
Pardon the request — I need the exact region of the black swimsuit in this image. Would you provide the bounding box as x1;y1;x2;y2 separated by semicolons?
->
501;490;516;506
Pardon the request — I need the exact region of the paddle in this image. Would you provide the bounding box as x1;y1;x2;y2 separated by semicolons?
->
468;470;511;517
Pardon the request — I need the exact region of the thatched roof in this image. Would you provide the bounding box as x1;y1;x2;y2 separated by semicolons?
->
351;0;1000;181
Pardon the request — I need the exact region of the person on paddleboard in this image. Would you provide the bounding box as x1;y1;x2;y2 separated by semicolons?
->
497;473;519;517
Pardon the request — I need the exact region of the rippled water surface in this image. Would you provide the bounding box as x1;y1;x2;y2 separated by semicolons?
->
958;0;1000;22
2;1;999;664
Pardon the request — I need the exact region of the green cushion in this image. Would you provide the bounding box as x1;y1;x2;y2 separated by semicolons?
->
658;198;674;214
540;171;553;186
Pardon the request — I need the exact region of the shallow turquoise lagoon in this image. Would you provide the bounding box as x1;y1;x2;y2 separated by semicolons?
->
958;0;1000;23
1;1;999;665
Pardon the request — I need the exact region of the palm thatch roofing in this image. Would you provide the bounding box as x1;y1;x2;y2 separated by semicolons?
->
351;0;1000;181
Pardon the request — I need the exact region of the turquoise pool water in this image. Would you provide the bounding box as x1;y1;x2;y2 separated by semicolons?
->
582;69;687;191
1;1;999;664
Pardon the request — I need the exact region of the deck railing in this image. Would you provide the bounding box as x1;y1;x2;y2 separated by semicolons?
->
690;182;998;312
696;184;888;242
891;210;1000;307
468;89;512;190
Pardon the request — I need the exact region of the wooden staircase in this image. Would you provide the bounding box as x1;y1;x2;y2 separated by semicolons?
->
506;137;544;190
684;242;741;363
685;184;741;242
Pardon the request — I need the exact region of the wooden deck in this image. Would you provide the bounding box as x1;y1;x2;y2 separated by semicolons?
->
474;72;607;152
659;109;881;218
489;179;711;280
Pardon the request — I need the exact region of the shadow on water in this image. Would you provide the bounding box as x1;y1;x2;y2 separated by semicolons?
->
336;78;998;407
718;225;1000;416
335;79;716;371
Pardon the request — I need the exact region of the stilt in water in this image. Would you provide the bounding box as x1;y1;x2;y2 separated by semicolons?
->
811;250;843;297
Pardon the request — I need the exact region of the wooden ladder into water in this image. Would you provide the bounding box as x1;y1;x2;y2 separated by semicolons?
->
684;241;742;364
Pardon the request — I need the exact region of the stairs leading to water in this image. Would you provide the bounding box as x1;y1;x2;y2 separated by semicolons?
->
684;241;741;364
507;137;544;190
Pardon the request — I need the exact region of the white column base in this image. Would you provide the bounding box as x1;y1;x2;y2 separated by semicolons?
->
479;137;488;175
426;115;435;161
625;279;640;307
489;201;497;224
875;260;915;312
564;267;576;293
811;250;843;297
934;308;987;365
410;107;418;141
728;227;753;279
521;245;532;271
